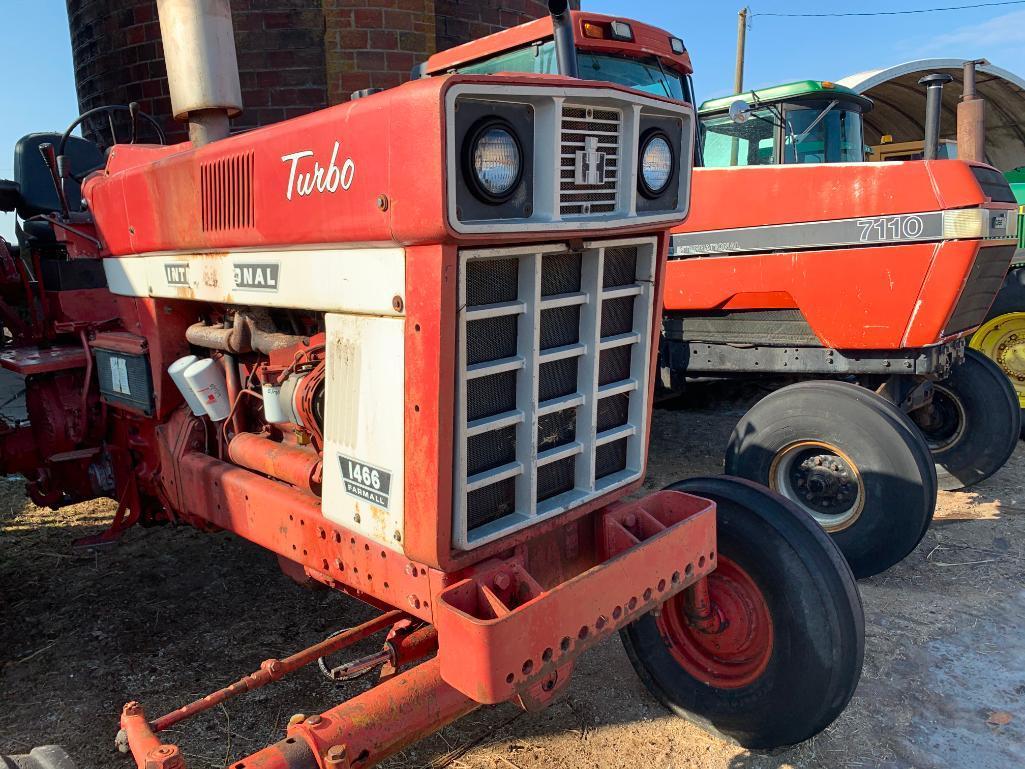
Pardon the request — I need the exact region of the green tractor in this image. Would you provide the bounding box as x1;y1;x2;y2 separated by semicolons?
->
698;79;1025;437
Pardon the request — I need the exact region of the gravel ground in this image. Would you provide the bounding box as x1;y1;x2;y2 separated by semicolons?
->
1;381;1024;769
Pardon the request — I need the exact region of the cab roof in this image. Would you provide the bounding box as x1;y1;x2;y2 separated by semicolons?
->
423;11;692;77
700;80;872;114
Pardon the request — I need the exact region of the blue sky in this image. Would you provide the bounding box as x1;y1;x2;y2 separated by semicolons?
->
3;1;1025;240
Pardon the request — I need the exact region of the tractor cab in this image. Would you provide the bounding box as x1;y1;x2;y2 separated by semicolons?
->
698;81;873;167
419;11;694;102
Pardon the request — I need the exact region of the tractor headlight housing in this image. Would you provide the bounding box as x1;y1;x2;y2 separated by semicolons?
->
464;119;523;204
639;130;675;198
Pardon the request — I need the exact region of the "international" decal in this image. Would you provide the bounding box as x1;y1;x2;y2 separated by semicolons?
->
233;263;280;292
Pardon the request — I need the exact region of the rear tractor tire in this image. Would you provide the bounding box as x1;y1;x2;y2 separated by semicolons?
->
621;477;864;750
910;348;1021;490
724;381;936;579
970;311;1025;442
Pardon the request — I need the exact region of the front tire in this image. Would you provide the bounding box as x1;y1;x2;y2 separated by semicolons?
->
910;349;1021;490
725;381;935;578
621;477;864;749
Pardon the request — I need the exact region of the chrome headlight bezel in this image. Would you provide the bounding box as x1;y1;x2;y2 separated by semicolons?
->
638;129;675;199
463;117;524;204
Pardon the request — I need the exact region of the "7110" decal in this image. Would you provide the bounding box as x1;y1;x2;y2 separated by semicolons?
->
856;214;927;242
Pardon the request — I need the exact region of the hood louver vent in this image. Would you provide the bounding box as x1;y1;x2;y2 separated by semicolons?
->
201;152;254;232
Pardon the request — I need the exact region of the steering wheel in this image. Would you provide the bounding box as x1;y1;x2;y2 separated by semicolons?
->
57;103;167;183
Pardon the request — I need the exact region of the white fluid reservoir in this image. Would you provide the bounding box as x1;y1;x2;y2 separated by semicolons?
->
183;358;231;422
261;383;287;424
168;355;207;416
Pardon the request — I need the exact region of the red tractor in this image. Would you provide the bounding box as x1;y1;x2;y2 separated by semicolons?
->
0;2;863;766
425;18;1021;579
665;78;1020;578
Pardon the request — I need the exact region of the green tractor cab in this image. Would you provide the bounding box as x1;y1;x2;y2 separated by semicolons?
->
699;80;872;167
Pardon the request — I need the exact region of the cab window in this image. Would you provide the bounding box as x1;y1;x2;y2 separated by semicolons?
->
783;100;865;164
701;111;777;167
457;42;687;101
456;45;543;76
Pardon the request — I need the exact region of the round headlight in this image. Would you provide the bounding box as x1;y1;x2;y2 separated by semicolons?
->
640;133;674;197
471;124;522;201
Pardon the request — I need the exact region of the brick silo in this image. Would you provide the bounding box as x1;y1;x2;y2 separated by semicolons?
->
66;0;578;146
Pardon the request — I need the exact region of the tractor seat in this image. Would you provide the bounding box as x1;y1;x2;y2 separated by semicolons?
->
13;133;103;220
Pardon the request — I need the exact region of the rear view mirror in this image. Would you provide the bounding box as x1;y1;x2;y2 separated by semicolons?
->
729;100;752;124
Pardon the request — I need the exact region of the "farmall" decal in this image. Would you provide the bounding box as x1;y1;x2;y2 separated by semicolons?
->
338;454;392;509
281;142;356;201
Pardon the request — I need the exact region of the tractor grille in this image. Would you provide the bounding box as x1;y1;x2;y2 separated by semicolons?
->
559;106;622;218
453;239;658;550
945;245;1016;336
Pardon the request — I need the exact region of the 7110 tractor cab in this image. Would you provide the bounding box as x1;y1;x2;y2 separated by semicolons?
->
438;23;1021;580
0;1;864;766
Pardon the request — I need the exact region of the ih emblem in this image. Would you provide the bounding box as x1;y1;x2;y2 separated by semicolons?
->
574;136;607;186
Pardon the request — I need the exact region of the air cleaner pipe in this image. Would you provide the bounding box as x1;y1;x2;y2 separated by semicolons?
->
548;0;579;78
919;73;953;161
228;432;322;493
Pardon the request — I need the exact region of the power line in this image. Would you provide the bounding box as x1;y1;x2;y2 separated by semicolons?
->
751;1;1025;18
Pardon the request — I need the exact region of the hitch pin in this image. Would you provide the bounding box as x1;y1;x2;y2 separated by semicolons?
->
326;647;394;681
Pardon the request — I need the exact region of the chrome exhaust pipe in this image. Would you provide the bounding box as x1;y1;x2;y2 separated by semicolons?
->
156;0;243;146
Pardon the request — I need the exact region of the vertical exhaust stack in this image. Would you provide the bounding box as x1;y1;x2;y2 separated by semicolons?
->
919;73;953;161
548;0;579;78
156;0;243;146
958;59;988;164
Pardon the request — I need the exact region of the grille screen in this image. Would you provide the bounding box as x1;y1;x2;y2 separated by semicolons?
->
560;106;623;217
945;245;1016;335
454;240;657;549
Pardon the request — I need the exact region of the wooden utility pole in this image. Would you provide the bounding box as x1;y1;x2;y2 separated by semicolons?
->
735;7;749;95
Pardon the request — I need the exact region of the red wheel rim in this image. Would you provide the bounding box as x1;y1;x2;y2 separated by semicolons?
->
656;556;774;689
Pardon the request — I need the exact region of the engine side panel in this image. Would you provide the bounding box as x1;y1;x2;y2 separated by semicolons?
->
322;312;406;550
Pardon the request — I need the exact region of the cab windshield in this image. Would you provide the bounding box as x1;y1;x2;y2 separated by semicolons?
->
457;41;687;101
701;109;778;167
700;98;867;167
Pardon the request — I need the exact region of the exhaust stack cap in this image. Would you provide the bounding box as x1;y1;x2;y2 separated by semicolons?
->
157;0;243;144
919;73;953;161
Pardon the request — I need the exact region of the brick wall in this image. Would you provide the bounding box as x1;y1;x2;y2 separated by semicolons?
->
434;0;579;54
66;0;575;146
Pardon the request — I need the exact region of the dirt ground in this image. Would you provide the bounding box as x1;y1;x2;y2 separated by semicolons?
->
2;381;1024;769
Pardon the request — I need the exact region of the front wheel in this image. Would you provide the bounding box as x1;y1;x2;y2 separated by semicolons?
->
910;348;1021;490
725;381;936;579
621;477;864;750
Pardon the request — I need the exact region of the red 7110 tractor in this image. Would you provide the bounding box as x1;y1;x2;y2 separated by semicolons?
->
0;2;863;767
664;76;1020;579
